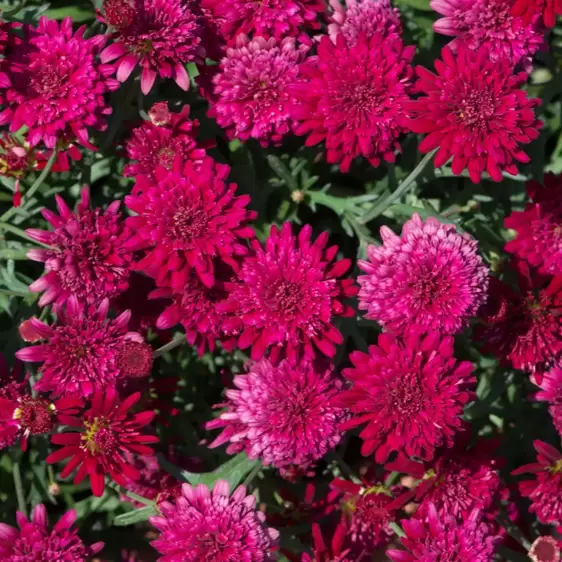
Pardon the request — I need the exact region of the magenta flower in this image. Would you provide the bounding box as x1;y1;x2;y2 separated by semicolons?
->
290;33;414;172
505;174;562;275
512;440;562;525
301;523;351;562
218;223;357;363
150;480;279;561
536;368;562;437
431;0;544;70
100;0;204;94
0;17;119;149
339;329;475;463
203;0;326;43
328;0;402;44
151;263;236;356
529;536;561;562
207;358;348;470
15;297;147;398
475;268;562;373
0;504;104;561
125;156;256;290
209;35;308;147
512;0;562;27
47;388;158;497
26;186;133;308
358;213;488;335
125;102;208;182
387;503;500;562
406;43;542;183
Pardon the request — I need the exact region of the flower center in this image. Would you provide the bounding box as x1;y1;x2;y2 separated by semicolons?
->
171;207;209;241
117;340;153;378
550;459;562;473
103;0;136;28
196;532;236;561
82;418;119;455
409;271;450;305
31;64;70;98
149;102;172;126
157;147;176;169
390;374;423;416
265;279;302;316
14;398;55;435
457;89;496;129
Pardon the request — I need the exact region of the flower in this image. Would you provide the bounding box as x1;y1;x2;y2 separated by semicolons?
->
512;0;562;27
151;263;236;355
0;504;104;561
529;536;561;562
218;222;357;362
207;358;348;470
386;503;500;562
203;0;326;43
208;35;308;147
431;0;544;70
328;0;402;44
124;102;209;182
26;186;133;308
15;297;148;398
290;33;414;172
0;355;27;401
46;387;158;497
0;388;82;451
505;174;562;275
300;523;351;562
99;0;204;94
512;440;562;525
536;368;562;437
124;156;256;290
150;480;279;561
338;329;475;463
475;267;562;373
117;340;154;378
358;213;488;335
0;17;119;149
406;43;542;183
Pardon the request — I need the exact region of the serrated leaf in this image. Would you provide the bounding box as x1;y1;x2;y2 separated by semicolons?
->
114;504;158;526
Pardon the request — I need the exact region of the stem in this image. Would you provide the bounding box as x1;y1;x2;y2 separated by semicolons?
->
358;149;438;225
497;509;532;550
0;221;51;248
243;463;263;487
0;150;58;223
107;481;154;507
153;335;185;358
13;461;26;516
389;521;406;538
0;289;29;297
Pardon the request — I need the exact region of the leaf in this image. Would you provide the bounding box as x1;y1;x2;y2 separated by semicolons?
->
114;504;158;526
396;0;433;9
44;5;95;22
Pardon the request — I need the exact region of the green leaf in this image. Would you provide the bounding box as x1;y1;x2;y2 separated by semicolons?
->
396;0;432;9
114;504;158;526
44;6;95;22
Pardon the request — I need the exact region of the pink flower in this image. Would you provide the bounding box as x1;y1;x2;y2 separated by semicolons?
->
209;35;308;147
290;33;414;172
0;355;27;402
338;329;475;463
26;186;133;308
475;267;562;373
125;102;208;182
125;156;256;290
431;0;544;70
512;0;562;27
387;503;500;562
47;388;159;497
15;297;147;398
151;263;236;355
207;358;348;470
100;0;204;94
512;440;562;525
300;523;351;562
0;504;104;561
203;0;326;44
529;536;561;562
358;213;488;335
218;223;357;363
505;174;562;275
406;43;542;183
0;17;118;149
328;0;402;44
536;368;562;437
150;480;279;561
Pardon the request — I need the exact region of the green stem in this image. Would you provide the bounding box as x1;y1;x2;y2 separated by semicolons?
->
0;289;29;297
0;221;51;248
359;149;438;225
153;335;185;358
0;150;58;223
243;463;263;487
107;481;154;507
13;461;26;516
497;509;532;550
389;521;406;538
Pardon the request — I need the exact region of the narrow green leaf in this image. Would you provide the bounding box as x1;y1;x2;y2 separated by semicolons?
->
114;504;158;526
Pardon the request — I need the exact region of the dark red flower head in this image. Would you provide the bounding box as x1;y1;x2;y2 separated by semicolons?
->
218;222;357;363
512;0;562;27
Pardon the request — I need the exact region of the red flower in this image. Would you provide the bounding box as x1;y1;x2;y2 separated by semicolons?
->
219;223;357;363
46;388;159;497
290;33;414;172
513;440;562;525
406;43;541;183
512;0;562;27
535;367;562;438
338;329;475;462
125;156;256;290
26;186;133;308
299;523;351;562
